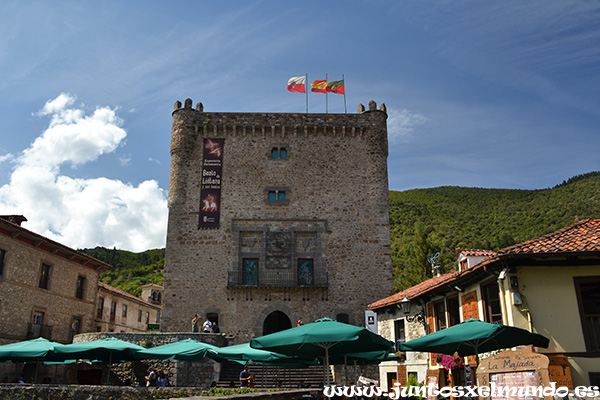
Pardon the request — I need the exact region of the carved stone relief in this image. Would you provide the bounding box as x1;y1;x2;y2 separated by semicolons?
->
266;231;292;269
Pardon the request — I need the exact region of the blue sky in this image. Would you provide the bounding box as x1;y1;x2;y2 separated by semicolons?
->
0;1;599;251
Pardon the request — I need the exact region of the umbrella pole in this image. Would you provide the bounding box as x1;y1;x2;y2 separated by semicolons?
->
325;347;330;386
106;351;113;384
343;355;348;386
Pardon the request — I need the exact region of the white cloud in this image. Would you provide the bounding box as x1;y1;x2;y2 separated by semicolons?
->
0;94;168;252
119;155;132;166
148;158;162;165
387;108;428;144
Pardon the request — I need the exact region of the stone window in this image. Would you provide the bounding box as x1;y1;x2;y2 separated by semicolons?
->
434;300;446;331
0;248;6;278
75;276;86;299
394;319;405;351
574;276;600;352
28;311;45;338
270;146;288;160
481;281;502;324
207;312;219;325
297;259;314;286
70;317;81;341
336;313;350;324
38;263;52;290
97;297;104;319
138;310;142;322
110;301;117;321
265;187;290;205
145;311;150;324
243;258;259;286
446;295;460;327
268;190;286;203
122;304;128;318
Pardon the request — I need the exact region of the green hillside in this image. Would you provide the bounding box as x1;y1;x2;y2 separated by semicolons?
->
81;172;600;297
390;172;600;291
80;247;165;297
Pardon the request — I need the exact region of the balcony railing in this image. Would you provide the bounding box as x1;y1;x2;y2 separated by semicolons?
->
26;323;53;340
227;270;328;288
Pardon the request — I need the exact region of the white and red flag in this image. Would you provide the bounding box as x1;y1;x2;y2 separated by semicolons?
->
287;76;306;93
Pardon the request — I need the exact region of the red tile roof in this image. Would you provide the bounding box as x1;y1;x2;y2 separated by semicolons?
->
98;282;160;309
498;219;600;254
456;249;497;258
368;271;460;310
369;219;600;310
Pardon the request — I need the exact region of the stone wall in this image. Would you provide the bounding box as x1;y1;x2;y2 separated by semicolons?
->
71;332;232;387
163;99;394;342
0;384;320;400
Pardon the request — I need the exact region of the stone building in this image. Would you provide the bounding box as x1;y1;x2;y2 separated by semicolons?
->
94;282;161;333
141;282;164;307
0;215;111;346
162;99;394;341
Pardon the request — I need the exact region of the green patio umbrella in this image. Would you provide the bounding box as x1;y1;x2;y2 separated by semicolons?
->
53;338;145;383
134;339;219;362
53;338;144;361
0;338;67;383
250;318;394;384
208;343;306;365
329;350;399;365
399;318;550;357
0;338;66;362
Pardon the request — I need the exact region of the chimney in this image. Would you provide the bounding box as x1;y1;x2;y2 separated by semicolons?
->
0;215;27;226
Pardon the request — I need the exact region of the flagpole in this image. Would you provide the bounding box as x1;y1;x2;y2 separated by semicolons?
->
305;73;308;114
325;73;328;114
342;74;347;114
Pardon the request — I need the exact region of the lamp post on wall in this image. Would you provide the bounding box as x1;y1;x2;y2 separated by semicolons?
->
401;297;425;325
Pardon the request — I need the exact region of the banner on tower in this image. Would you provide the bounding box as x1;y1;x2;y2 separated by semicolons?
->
199;138;224;229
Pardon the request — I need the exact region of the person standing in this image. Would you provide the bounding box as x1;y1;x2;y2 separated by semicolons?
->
192;314;200;333
202;317;213;333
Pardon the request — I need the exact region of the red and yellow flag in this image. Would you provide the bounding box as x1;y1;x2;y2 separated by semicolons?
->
311;79;327;93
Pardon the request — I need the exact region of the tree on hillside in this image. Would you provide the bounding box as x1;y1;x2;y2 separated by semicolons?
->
394;221;435;292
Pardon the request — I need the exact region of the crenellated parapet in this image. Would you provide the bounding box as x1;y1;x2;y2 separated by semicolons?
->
171;98;388;141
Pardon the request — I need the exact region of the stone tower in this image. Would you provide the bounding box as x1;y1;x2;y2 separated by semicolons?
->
162;98;393;341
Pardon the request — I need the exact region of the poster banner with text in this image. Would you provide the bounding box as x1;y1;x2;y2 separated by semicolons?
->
199;138;224;229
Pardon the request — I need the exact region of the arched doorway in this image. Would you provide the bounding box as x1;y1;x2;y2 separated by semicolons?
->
262;311;292;335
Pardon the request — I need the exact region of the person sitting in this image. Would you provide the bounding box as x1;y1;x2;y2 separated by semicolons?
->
145;368;157;387
157;369;168;387
239;366;251;387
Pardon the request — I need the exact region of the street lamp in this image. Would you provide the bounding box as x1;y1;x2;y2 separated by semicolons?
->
400;297;425;324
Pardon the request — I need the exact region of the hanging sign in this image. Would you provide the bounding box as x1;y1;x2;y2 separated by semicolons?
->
199;138;224;229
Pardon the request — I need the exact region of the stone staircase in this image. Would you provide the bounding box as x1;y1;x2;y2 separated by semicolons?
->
218;362;332;389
